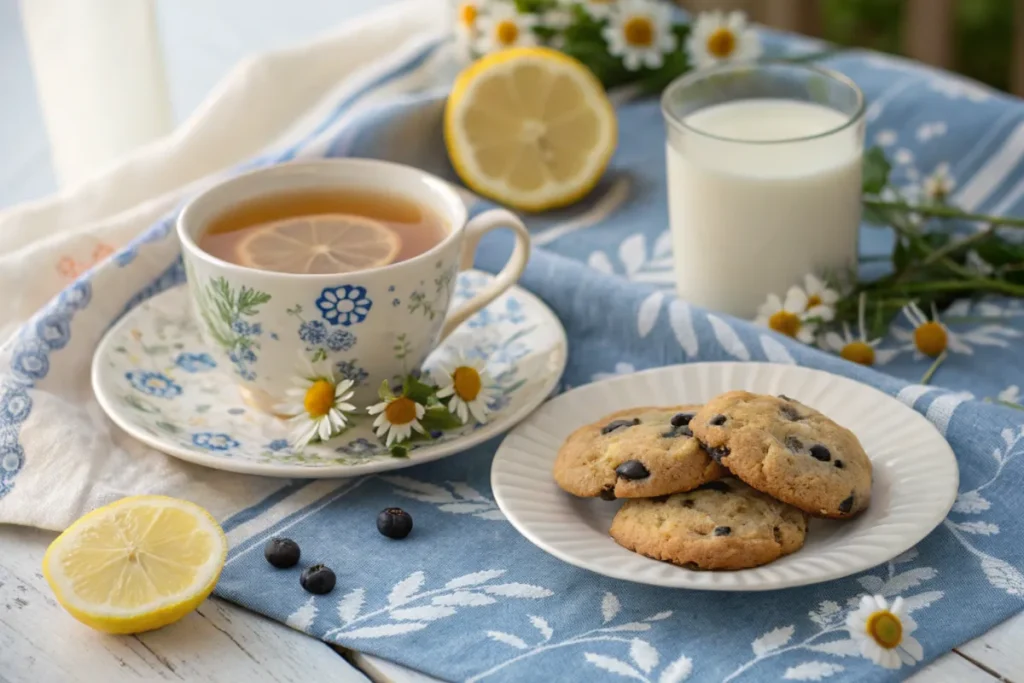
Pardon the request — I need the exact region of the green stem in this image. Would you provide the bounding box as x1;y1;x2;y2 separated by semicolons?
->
863;199;1024;229
985;398;1024;411
920;351;947;385
921;227;993;266
885;279;1024;297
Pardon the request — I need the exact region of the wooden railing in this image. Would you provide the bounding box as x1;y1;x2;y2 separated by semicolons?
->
677;0;1024;95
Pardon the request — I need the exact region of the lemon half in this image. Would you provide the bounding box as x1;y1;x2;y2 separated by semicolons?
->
43;495;228;634
445;47;617;212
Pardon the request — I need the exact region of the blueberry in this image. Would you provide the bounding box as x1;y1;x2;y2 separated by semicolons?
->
681;499;695;508
778;394;795;402
429;430;443;439
377;507;414;539
661;425;693;438
780;404;803;421
785;436;804;452
615;459;650;480
670;412;694;427
838;494;854;514
834;460;845;469
698;480;730;493
651;495;671;503
599;487;617;501
809;445;831;462
713;526;731;536
707;445;730;463
300;564;336;595
264;537;301;569
601;418;640;435
709;414;727;426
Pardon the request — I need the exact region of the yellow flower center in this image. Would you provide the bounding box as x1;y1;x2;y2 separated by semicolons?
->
453;366;482;401
495;19;519;45
841;341;876;366
706;27;737;58
865;610;903;649
806;294;822;309
303;380;336;418
768;310;801;338
914;321;948;357
459;2;477;26
385;397;419;425
623;17;655;47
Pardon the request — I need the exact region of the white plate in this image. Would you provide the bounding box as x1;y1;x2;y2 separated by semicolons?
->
92;270;567;478
491;362;959;591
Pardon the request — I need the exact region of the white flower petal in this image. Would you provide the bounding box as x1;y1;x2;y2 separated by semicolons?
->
784;286;809;312
901;635;923;661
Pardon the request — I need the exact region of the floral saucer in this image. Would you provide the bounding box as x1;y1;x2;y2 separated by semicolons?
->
92;270;567;477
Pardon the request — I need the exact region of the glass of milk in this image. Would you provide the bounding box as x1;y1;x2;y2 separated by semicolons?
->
661;63;865;318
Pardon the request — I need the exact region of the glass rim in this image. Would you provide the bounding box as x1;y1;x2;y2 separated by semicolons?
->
660;61;866;145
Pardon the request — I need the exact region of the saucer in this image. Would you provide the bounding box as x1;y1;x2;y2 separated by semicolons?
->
491;362;959;591
92;270;567;477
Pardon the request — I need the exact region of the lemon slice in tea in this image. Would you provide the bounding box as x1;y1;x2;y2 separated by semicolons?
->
42;495;227;634
236;214;401;274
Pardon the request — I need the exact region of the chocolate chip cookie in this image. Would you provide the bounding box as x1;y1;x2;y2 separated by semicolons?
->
553;406;726;499
609;478;808;570
691;391;871;518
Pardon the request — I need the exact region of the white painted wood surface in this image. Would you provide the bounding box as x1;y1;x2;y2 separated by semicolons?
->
1;523;1020;683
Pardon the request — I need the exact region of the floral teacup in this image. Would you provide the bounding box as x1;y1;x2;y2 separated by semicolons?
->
177;159;531;411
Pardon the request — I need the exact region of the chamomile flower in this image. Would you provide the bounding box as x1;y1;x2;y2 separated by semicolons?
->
601;0;677;71
901;302;948;358
454;0;488;56
755;286;817;344
274;359;356;447
821;294;880;366
686;10;761;70
846;595;924;669
367;394;427;447
475;3;538;54
802;273;839;321
435;356;496;424
578;0;617;21
922;162;956;203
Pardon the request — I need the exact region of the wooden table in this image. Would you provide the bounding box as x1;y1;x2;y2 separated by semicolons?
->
2;524;1020;682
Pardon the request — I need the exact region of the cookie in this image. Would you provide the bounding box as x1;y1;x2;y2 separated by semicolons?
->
691;391;871;518
609;478;808;570
553;405;726;499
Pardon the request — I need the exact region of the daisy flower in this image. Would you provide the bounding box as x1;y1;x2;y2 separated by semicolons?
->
846;595;924;669
755;286;818;344
274;360;356;447
922;162;955;203
686;10;761;70
578;0;617;21
475;3;538;54
822;293;880;366
368;394;427;447
602;0;677;71
435;356;496;424
900;302;948;358
802;273;839;321
454;0;488;56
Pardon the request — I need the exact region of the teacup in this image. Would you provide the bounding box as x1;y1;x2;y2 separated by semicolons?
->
177;158;531;411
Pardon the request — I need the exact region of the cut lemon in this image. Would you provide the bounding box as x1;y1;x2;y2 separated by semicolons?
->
42;495;227;634
445;46;617;212
236;214;401;274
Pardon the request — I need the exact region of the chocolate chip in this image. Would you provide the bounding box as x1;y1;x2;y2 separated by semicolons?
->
698;480;730;493
838;494;854;514
772;526;782;543
784;436;804;452
615;459;650;480
780;404;803;421
713;526;731;536
809;445;831;462
681;499;694;508
601;418;641;435
778;394;795;402
599;487;617;501
834;460;844;469
661;425;693;438
670;412;694;427
707;445;730;463
709;414;727;426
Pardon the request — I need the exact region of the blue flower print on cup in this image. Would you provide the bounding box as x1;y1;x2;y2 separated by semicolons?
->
126;370;183;399
266;439;290;452
58;281;92;312
114;246;138;267
335;359;369;386
337;438;374;455
316;285;372;326
299;320;327;345
174;352;217;373
326;329;355;352
12;340;49;381
36;311;71;351
192;432;239;451
0;386;32;427
0;444;24;477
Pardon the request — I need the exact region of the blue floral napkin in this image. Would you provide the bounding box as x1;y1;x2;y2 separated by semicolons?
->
3;27;1024;683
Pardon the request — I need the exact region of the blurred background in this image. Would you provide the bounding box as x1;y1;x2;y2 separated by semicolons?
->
2;0;1021;210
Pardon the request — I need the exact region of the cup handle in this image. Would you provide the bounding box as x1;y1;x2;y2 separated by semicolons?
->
439;208;531;340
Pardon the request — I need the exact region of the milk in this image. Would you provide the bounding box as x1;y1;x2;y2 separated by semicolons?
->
665;99;863;318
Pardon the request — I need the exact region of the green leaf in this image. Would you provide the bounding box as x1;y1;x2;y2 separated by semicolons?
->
862;147;891;194
378;379;394;402
893;239;911;272
402;375;437;405
975;239;1024;266
420;406;463;432
390;445;409;459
